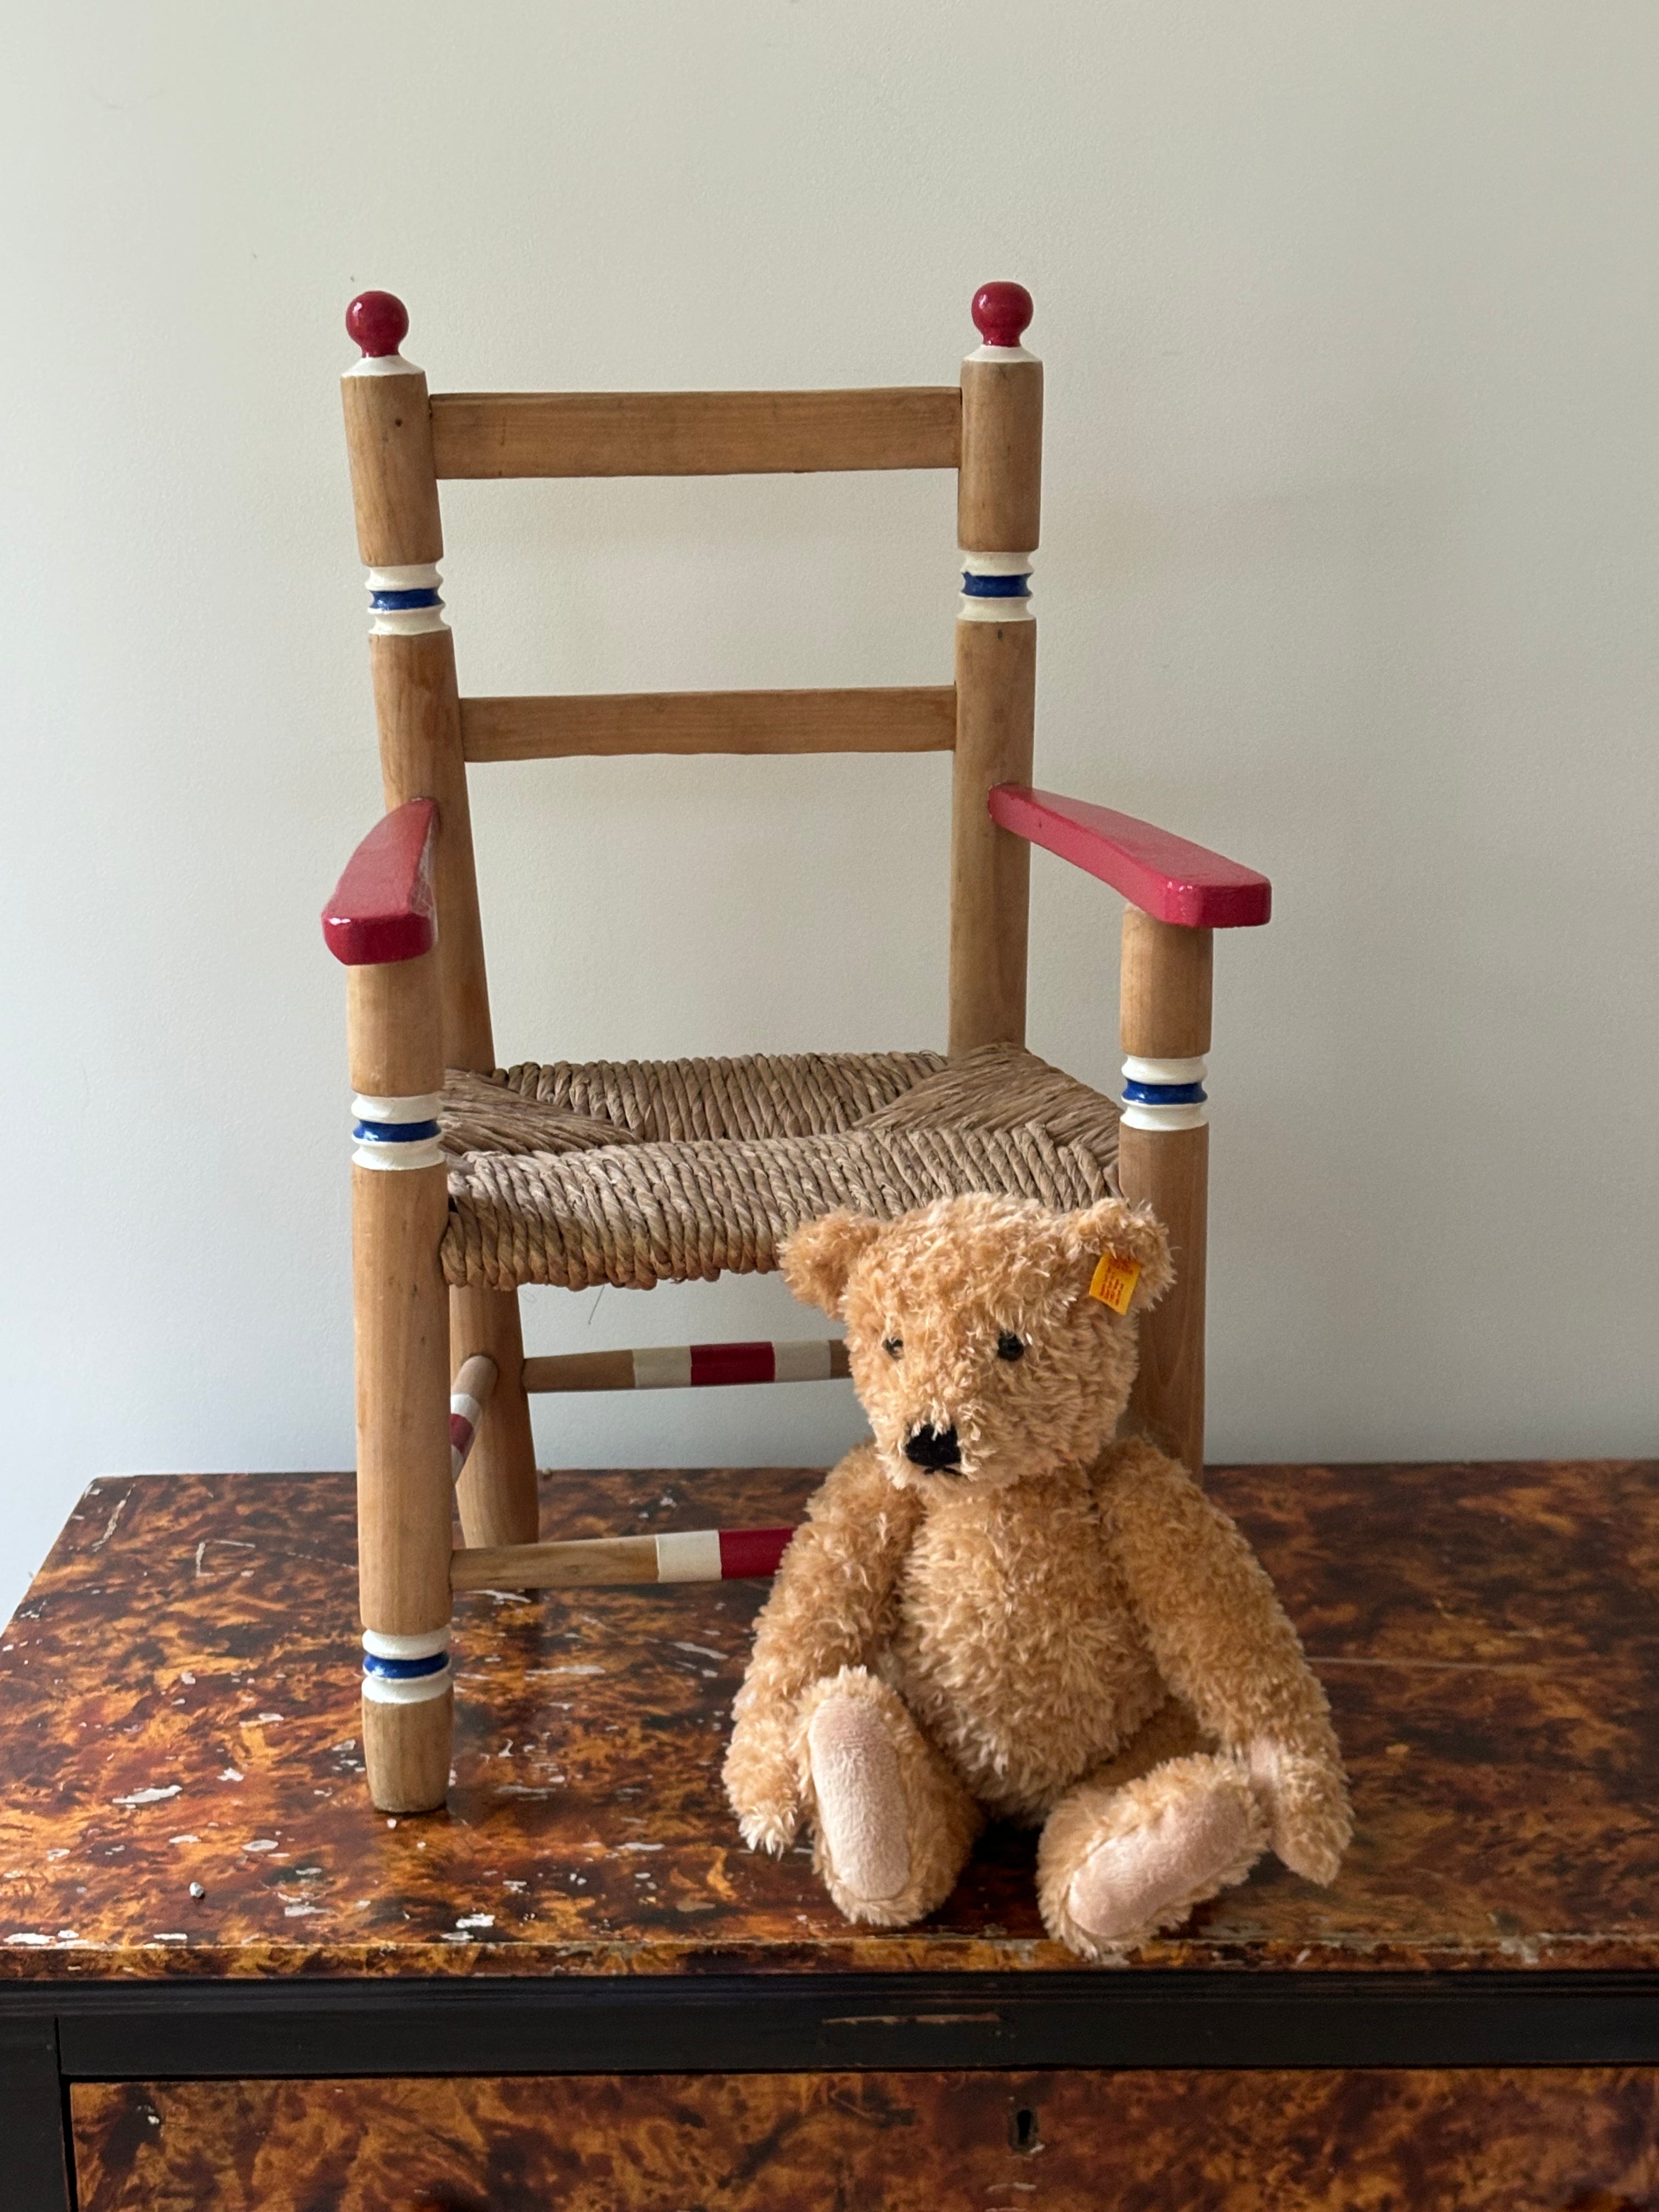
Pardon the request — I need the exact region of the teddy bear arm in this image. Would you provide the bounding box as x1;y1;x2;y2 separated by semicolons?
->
746;1446;920;1697
1101;1442;1351;1878
725;1448;919;1850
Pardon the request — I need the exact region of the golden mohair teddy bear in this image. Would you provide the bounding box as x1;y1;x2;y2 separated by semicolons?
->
723;1192;1351;1958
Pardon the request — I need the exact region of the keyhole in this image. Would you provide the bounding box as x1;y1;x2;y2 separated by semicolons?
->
1009;2107;1041;2153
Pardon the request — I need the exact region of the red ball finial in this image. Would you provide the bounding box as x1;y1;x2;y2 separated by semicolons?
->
971;281;1034;349
346;290;409;358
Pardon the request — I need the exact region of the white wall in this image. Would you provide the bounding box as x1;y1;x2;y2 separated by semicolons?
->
3;3;1655;1624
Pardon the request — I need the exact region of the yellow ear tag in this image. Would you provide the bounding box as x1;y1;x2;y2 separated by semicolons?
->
1088;1251;1141;1315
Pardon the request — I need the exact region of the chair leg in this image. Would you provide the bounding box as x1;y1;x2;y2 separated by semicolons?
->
450;1286;539;1548
349;957;455;1813
1118;909;1212;1480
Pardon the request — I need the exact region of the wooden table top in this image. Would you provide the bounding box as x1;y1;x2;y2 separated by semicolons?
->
1;1460;1655;1984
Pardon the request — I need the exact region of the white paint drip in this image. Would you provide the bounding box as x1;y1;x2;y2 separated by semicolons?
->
88;1493;129;1552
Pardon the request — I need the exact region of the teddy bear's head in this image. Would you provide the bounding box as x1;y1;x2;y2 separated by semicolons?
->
781;1192;1172;1494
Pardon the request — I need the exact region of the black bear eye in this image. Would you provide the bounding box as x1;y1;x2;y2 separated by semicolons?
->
996;1331;1025;1362
882;1335;903;1358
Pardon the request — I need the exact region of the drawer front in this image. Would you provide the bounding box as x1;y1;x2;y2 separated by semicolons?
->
73;2067;1659;2212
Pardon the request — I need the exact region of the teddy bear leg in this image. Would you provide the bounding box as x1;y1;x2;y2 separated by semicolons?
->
796;1667;981;1928
1037;1703;1268;1961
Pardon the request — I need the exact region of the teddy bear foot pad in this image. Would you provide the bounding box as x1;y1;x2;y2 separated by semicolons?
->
1045;1756;1268;1957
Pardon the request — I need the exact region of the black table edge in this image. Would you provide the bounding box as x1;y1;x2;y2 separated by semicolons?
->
12;1971;1657;2212
5;1968;1656;2078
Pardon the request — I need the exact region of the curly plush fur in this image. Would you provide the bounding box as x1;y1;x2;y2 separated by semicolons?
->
724;1192;1351;1959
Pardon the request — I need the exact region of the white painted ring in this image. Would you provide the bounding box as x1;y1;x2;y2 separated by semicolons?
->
370;606;449;637
961;551;1035;577
366;564;442;594
1120;1100;1210;1133
354;1138;447;1171
654;1529;723;1582
344;354;421;379
353;1093;443;1126
959;596;1034;623
965;343;1038;364
633;1345;694;1390
1122;1056;1208;1088
363;1627;450;1661
773;1339;835;1384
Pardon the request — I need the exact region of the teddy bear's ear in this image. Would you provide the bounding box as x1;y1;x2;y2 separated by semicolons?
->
780;1210;884;1316
1060;1197;1175;1313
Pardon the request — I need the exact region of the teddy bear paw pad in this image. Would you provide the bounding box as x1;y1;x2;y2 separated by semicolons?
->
1067;1775;1260;1946
807;1692;912;1904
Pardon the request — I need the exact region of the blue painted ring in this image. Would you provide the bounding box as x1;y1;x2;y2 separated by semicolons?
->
1121;1080;1208;1107
362;1651;449;1680
369;587;443;611
353;1119;442;1143
960;572;1031;597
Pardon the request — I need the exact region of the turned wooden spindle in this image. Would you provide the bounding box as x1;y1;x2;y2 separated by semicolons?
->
341;292;538;1553
951;281;1043;1054
325;800;455;1814
1118;909;1213;1479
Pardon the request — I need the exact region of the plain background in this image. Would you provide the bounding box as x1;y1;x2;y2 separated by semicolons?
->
2;3;1654;1627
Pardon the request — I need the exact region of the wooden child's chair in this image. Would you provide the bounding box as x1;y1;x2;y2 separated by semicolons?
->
322;281;1272;1814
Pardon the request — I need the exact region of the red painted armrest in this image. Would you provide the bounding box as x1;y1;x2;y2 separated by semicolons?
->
988;786;1271;928
321;799;438;965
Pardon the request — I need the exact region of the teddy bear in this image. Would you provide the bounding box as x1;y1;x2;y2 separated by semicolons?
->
723;1191;1351;1957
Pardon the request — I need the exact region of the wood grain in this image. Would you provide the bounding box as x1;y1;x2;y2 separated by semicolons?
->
522;1348;637;1392
72;2067;1659;2211
340;370;442;568
428;386;962;478
958;356;1042;552
949;619;1035;1052
1119;909;1214;1059
369;632;494;1069
351;1154;452;1634
3;1460;1658;1980
459;685;956;761
1118;911;1214;1475
450;1284;538;1550
345;954;441;1121
451;1534;660;1592
1120;1120;1209;1478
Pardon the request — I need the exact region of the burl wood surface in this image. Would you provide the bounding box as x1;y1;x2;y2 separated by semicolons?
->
2;1462;1656;1979
70;2067;1659;2211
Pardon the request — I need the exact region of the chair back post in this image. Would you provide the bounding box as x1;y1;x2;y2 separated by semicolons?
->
949;281;1043;1053
342;294;539;1550
341;292;492;1065
1118;910;1213;1476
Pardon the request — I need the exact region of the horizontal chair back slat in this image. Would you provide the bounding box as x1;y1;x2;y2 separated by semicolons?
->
460;685;957;762
429;388;962;479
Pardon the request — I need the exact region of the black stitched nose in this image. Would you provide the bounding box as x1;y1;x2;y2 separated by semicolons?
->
904;1424;961;1471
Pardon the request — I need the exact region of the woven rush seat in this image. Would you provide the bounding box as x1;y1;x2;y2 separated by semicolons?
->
438;1043;1121;1291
